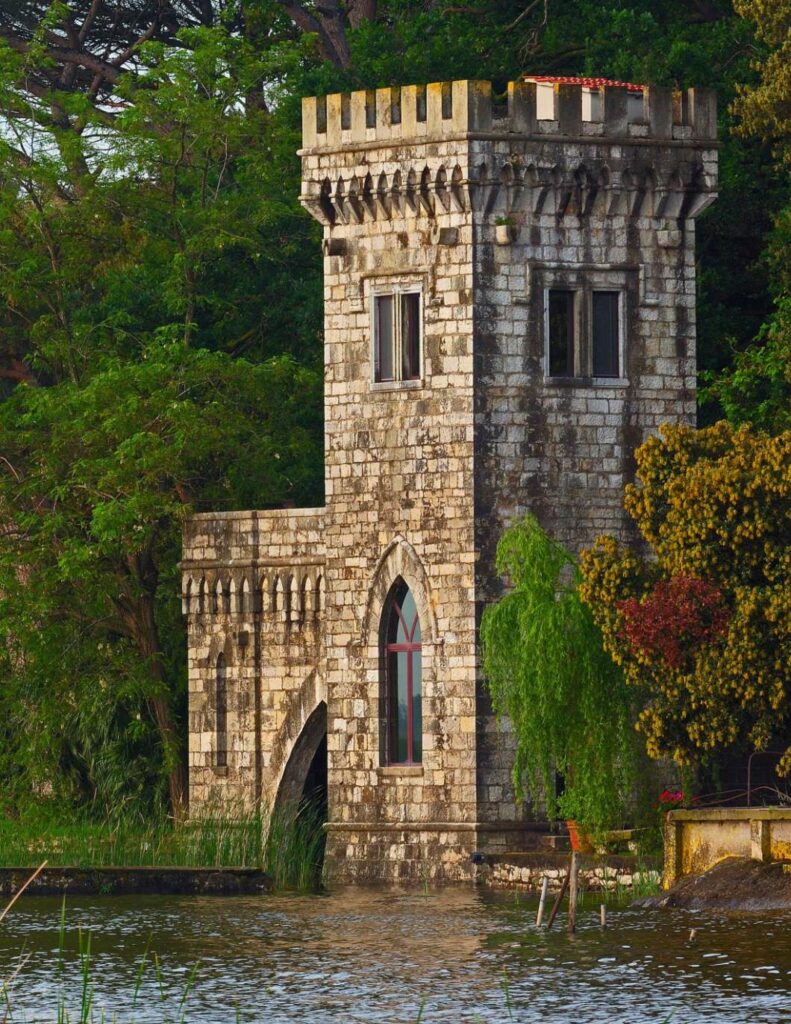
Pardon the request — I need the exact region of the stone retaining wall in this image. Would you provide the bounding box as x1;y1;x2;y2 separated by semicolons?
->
479;853;661;892
0;866;273;897
664;808;791;888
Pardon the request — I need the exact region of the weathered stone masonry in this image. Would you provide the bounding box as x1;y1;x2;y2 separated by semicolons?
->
182;78;718;883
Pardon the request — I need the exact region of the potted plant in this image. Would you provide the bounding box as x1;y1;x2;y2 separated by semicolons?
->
566;818;594;854
495;215;518;244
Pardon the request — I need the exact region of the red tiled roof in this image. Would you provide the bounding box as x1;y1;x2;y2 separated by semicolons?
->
522;75;645;92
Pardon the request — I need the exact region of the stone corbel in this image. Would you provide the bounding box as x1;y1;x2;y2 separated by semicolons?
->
300;195;334;227
639;263;661;307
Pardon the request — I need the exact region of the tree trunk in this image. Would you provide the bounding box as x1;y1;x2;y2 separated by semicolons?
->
149;687;188;820
128;553;188;820
347;0;378;28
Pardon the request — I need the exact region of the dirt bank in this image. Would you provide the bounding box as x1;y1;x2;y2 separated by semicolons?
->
639;857;791;911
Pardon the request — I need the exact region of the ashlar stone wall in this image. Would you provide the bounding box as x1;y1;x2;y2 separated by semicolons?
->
182;508;325;813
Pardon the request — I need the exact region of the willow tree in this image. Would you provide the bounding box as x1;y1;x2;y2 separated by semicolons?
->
480;515;642;831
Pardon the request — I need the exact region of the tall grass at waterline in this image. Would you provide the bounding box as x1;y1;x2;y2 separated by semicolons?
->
0;800;326;890
0;807;264;870
264;800;325;891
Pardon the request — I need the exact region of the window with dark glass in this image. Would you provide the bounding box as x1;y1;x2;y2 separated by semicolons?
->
545;285;625;380
548;289;575;377
382;579;422;764
401;292;421;380
592;291;619;377
373;289;421;384
374;294;395;381
216;652;227;768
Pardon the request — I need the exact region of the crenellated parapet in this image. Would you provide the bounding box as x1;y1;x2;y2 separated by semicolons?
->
301;79;716;149
300;78;718;227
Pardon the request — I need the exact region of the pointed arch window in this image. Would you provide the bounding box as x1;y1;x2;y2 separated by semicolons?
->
215;652;227;769
382;579;422;764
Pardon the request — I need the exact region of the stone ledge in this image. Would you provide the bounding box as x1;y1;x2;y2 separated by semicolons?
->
668;807;791;822
0;866;273;897
188;506;326;523
377;765;424;778
325;821;549;834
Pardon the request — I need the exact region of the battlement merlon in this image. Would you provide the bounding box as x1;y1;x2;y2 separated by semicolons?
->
300;79;718;152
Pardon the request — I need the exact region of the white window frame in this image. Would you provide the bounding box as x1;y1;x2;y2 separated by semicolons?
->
542;270;629;385
370;280;424;390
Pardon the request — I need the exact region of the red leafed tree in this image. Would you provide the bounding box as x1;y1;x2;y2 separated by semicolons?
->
619;576;730;669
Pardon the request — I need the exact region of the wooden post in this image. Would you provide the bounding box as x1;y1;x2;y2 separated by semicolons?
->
600;903;607;928
536;875;549;927
568;851;578;933
546;858;571;931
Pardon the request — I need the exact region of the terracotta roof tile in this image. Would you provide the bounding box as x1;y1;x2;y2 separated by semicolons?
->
522;75;646;92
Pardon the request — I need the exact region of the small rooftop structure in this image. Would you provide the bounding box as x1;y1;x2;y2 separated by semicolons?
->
522;74;647;122
522;74;646;90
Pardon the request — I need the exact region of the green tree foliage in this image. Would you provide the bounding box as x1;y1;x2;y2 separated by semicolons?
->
701;0;791;433
704;298;791;433
0;343;321;817
0;16;324;816
580;422;791;776
480;517;641;831
732;0;791;168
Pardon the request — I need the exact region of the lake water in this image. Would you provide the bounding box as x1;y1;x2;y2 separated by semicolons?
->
1;887;790;1022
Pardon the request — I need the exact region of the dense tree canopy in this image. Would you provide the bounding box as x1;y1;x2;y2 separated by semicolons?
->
0;0;788;817
580;422;791;776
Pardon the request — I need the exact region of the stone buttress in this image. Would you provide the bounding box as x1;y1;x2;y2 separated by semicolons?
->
181;78;718;882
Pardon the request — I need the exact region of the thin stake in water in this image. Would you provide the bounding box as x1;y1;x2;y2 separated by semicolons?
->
545;857;571;931
536;875;549;927
568;852;578;934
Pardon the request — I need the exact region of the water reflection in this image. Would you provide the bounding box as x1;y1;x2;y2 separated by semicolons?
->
1;887;790;1022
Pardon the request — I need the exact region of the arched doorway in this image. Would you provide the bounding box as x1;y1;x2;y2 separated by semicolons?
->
274;700;328;813
272;701;328;883
300;731;328;820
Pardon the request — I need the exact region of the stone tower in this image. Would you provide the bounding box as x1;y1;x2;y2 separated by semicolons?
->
181;76;717;883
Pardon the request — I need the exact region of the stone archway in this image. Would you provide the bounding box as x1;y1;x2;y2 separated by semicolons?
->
273;700;328;816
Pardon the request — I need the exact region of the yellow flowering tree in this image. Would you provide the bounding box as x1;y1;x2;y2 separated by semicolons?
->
580;421;791;775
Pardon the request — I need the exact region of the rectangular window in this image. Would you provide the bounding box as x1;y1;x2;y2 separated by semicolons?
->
374;295;395;381
548;289;575;377
544;283;626;382
592;291;619;377
401;292;421;380
373;287;422;385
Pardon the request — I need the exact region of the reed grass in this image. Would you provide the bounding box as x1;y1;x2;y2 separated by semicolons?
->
263;801;325;891
0;800;326;891
2;902;205;1024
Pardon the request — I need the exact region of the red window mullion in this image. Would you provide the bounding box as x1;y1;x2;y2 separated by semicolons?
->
406;651;414;764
